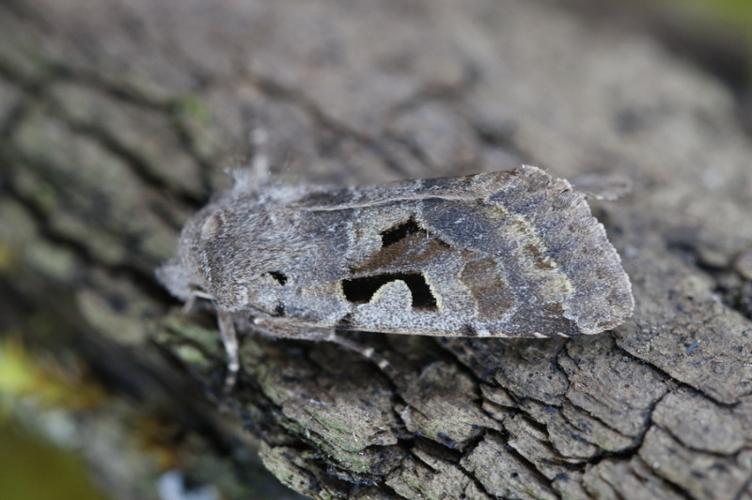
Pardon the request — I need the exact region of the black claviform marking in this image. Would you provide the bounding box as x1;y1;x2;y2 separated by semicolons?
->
268;271;288;285
381;217;425;246
342;273;438;310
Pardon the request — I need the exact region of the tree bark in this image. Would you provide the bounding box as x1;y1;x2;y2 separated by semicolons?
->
2;1;752;498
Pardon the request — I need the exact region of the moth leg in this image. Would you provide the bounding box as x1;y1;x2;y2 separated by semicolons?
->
182;289;213;314
324;332;398;380
217;311;240;390
181;291;238;389
252;317;398;378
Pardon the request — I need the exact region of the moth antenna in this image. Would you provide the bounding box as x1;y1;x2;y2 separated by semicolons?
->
570;173;633;201
229;127;272;194
280;149;292;176
250;127;271;182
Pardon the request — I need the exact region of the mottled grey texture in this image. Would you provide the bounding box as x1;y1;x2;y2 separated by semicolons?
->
160;166;633;340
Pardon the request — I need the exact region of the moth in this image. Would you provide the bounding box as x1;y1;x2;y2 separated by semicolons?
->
158;165;634;384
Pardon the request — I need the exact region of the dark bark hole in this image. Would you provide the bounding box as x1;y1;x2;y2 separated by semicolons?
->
342;273;437;310
268;271;288;285
381;217;424;246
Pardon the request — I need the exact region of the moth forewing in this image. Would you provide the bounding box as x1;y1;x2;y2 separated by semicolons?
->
158;165;634;386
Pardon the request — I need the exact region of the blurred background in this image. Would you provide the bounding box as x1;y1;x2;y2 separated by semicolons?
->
1;0;751;499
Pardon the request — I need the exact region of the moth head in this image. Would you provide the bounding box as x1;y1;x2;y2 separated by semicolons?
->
156;205;221;302
164;202;304;313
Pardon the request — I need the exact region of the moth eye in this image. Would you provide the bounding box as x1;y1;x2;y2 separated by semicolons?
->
341;273;437;310
268;271;288;285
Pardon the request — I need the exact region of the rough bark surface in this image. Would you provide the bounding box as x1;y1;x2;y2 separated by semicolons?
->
1;1;752;499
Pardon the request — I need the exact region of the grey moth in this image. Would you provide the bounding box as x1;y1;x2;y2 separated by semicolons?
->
158;165;634;383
